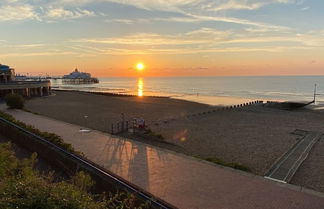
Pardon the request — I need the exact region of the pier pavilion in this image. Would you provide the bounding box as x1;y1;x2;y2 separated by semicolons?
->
0;64;51;98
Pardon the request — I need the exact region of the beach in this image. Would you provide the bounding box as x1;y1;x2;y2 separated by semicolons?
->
25;90;324;192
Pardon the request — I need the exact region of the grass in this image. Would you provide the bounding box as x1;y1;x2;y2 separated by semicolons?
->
202;157;252;172
146;129;164;140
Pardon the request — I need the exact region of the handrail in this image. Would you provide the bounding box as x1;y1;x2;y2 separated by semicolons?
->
0;81;50;85
0;116;172;209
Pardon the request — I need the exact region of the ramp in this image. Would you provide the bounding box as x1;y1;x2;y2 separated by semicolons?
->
265;131;321;183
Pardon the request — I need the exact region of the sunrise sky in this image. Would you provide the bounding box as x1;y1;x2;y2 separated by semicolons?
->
0;0;324;77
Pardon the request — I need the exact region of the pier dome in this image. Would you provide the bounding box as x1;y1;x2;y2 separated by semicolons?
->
0;64;11;72
0;64;15;83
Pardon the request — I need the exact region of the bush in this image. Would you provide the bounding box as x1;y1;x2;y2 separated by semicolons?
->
0;111;79;155
0;142;150;209
5;93;25;109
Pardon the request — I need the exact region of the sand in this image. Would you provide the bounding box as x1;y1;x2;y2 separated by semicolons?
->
25;91;213;132
151;106;324;174
24;90;324;192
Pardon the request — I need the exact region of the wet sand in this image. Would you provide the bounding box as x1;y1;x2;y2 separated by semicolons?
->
24;90;324;192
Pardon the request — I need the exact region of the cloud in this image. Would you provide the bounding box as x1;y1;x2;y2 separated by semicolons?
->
100;0;203;12
105;18;149;24
0;0;301;33
46;7;95;19
207;1;267;12
101;0;302;12
0;51;76;58
0;5;38;22
69;27;321;56
205;0;303;12
104;13;290;33
73;34;208;46
0;1;96;22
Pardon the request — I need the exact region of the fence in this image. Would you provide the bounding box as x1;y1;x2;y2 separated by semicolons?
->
153;100;264;126
110;120;129;134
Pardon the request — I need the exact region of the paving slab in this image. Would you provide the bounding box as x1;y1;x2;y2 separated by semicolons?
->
2;108;324;209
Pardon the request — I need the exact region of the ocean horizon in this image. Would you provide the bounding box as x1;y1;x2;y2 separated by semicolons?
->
51;76;324;106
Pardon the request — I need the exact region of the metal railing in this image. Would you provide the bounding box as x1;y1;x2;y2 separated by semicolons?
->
0;81;50;85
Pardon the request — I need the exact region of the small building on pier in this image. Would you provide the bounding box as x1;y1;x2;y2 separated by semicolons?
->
62;68;99;84
0;64;51;98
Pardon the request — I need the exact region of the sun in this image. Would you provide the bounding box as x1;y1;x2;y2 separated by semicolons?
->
136;62;145;71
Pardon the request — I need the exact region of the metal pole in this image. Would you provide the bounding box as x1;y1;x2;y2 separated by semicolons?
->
121;113;125;131
314;84;317;103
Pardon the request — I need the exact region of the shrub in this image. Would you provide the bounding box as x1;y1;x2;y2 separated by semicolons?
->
0;111;79;155
145;129;164;140
4;93;25;109
0;142;150;209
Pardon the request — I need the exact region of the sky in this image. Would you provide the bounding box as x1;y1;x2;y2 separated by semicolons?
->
0;0;324;77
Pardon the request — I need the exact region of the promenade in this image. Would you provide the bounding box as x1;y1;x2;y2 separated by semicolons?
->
3;108;324;209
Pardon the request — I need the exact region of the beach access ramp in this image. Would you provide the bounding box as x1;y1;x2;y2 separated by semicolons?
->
265;131;321;183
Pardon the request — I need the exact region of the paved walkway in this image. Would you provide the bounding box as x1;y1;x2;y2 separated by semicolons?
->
3;108;324;209
265;131;321;183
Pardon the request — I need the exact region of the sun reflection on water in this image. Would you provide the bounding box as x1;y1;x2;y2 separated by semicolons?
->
137;78;144;97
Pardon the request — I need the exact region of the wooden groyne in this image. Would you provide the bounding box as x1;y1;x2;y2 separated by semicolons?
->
264;100;314;110
152;100;264;126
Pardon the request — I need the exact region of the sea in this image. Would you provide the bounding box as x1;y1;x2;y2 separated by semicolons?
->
51;76;324;107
